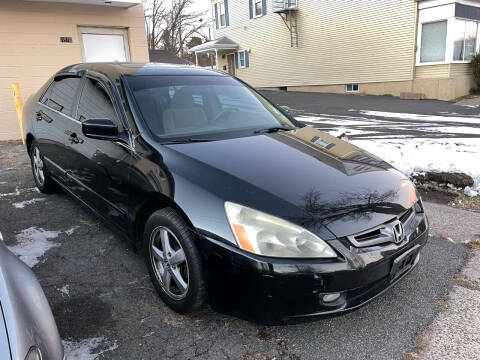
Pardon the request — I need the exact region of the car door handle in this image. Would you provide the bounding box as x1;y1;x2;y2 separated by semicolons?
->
36;110;53;123
65;131;84;144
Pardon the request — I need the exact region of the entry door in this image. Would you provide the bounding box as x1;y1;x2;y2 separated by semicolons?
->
79;27;130;62
227;54;236;76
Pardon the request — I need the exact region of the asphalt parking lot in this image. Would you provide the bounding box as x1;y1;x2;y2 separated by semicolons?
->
0;139;472;360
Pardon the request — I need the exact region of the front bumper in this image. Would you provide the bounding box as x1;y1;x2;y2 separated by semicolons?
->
199;213;429;324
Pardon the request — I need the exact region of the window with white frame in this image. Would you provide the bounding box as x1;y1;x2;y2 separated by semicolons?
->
420;21;448;63
218;1;226;27
346;84;359;93
453;19;478;62
254;0;263;17
238;51;246;68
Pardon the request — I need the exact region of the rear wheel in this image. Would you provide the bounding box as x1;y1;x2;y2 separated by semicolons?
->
30;141;58;193
143;208;205;313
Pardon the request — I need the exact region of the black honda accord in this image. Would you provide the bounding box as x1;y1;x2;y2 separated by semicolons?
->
22;63;428;323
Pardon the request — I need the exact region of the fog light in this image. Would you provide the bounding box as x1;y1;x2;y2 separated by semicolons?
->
322;293;341;303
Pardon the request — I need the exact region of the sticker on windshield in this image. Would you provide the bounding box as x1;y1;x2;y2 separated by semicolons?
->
311;136;335;149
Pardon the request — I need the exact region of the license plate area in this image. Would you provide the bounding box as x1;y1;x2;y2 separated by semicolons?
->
390;244;421;282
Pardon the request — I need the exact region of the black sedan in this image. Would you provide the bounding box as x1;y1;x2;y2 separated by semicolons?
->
22;63;429;323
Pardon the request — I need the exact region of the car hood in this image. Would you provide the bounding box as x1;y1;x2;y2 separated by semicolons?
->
166;127;418;238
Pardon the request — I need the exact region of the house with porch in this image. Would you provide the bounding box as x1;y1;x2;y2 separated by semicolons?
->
0;0;149;140
191;0;480;101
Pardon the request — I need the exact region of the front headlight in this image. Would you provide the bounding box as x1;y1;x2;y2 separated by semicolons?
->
414;197;425;213
225;202;337;258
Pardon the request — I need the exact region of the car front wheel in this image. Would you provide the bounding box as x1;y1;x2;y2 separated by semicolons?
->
143;208;206;313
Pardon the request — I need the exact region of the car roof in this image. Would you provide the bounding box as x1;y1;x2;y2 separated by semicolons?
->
56;62;225;82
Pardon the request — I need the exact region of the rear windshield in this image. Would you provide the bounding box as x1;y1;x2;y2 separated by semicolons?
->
125;75;293;141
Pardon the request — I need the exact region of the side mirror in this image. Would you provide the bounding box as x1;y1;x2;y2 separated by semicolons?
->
82;119;119;140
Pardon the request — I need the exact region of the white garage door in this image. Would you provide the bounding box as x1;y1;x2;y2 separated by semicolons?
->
79;27;130;63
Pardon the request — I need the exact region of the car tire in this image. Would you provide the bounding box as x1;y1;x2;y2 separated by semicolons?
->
143;207;206;313
30;141;58;194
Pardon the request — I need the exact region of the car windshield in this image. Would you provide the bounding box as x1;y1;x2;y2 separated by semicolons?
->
125;75;294;141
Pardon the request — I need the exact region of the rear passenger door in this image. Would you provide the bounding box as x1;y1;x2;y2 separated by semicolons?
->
35;77;82;179
63;76;131;227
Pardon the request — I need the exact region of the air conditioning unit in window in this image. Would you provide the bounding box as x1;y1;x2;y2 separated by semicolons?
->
272;0;297;13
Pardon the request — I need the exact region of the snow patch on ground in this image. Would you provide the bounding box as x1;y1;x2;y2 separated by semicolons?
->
12;198;46;209
8;227;61;267
62;337;118;360
296;111;480;192
0;187;20;198
0;187;38;199
297;115;375;126
58;285;70;297
420;126;480;135
8;226;78;268
65;226;79;236
359;110;480;125
464;187;479;197
350;138;480;192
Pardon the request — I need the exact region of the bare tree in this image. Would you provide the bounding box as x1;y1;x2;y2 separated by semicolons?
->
143;0;166;51
143;0;209;57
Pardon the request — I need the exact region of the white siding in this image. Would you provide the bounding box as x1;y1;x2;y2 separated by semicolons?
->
450;63;473;77
415;64;450;78
213;0;417;88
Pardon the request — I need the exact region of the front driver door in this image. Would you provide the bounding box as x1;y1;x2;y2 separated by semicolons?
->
63;76;132;228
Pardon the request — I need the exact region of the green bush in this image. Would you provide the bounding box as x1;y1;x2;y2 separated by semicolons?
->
472;53;480;88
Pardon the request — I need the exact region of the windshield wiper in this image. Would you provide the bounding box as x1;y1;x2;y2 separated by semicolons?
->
160;138;217;145
254;126;294;134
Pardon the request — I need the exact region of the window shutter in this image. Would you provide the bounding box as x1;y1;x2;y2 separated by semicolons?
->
249;0;253;19
225;0;230;26
262;0;267;15
245;51;249;67
234;52;239;68
214;3;219;29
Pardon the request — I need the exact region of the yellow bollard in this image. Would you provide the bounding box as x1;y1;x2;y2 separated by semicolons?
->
12;83;25;145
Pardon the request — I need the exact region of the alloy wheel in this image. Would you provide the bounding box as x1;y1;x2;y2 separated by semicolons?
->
150;226;189;300
33;147;45;186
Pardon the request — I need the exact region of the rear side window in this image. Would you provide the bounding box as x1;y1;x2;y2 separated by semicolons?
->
77;78;117;123
44;77;81;116
40;82;54;104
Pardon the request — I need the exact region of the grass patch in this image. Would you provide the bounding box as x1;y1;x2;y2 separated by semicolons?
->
455;275;480;291
451;195;480;212
435;296;450;313
452;94;476;103
405;335;427;360
469;235;480;251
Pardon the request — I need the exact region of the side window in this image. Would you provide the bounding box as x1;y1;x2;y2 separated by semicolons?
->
77;78;117;123
44;77;81;115
40;82;54;104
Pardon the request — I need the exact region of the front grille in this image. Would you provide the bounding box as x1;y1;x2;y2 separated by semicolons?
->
347;205;418;248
